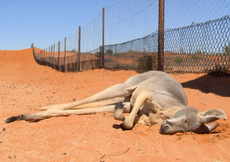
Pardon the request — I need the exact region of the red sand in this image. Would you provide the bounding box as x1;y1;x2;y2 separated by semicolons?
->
0;48;230;161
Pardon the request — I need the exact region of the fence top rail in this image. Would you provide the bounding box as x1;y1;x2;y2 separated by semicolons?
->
165;15;230;31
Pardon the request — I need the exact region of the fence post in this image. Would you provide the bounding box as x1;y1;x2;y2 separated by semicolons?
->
45;48;47;65
48;46;51;66
158;0;165;71
50;46;52;65
101;7;105;68
41;49;43;60
53;44;55;69
78;26;81;71
64;37;67;72
58;41;60;71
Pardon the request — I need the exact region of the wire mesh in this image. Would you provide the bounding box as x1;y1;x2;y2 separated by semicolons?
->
164;15;230;75
33;0;230;75
105;0;158;45
66;31;79;71
104;31;158;72
79;12;102;71
104;0;158;72
165;0;230;29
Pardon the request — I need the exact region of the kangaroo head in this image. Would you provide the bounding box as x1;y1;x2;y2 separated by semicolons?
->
160;106;227;135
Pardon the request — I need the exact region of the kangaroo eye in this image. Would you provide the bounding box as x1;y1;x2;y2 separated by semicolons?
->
185;118;189;124
163;125;169;130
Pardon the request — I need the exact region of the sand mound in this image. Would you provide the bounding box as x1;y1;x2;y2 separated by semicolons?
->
0;48;52;74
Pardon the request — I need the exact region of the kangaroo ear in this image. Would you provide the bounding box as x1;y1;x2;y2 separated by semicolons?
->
193;122;219;134
198;109;227;124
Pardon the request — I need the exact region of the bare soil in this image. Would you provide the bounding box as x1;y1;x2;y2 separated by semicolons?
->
0;48;230;162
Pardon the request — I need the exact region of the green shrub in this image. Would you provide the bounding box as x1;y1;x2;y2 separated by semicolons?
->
224;46;230;55
71;49;77;53
191;54;200;60
105;49;113;55
174;57;184;64
95;51;100;57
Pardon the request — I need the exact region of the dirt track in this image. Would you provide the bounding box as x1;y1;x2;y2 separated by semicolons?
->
0;48;230;161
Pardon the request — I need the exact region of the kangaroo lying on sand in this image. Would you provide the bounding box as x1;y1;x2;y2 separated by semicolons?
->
5;71;227;134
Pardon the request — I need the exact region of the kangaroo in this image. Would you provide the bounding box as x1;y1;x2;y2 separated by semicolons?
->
5;71;227;135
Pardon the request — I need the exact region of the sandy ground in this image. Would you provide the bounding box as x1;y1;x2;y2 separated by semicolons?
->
0;48;230;162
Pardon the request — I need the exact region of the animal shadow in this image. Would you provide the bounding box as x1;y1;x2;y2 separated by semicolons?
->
181;74;230;97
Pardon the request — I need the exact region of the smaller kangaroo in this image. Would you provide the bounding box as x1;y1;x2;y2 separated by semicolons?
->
5;71;227;135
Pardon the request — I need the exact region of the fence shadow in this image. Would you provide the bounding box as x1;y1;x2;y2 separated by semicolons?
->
181;74;230;97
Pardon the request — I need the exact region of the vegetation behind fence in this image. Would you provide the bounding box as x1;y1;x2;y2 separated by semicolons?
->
33;0;230;75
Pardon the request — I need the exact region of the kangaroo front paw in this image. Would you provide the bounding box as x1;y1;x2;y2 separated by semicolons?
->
114;102;124;120
122;118;134;130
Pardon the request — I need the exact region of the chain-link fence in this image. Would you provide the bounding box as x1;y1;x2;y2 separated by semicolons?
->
164;15;230;75
163;0;230;75
33;0;230;75
103;31;158;72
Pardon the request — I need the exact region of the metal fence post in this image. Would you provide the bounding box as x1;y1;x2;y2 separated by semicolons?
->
78;26;81;71
58;41;60;71
158;0;165;71
64;37;67;72
53;44;55;69
45;48;47;65
51;45;52;67
48;46;51;66
101;7;105;68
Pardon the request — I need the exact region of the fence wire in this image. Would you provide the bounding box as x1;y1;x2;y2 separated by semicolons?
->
164;15;230;74
165;0;230;29
80;12;102;71
33;0;230;75
103;0;158;72
104;31;158;72
105;0;158;45
66;32;79;71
